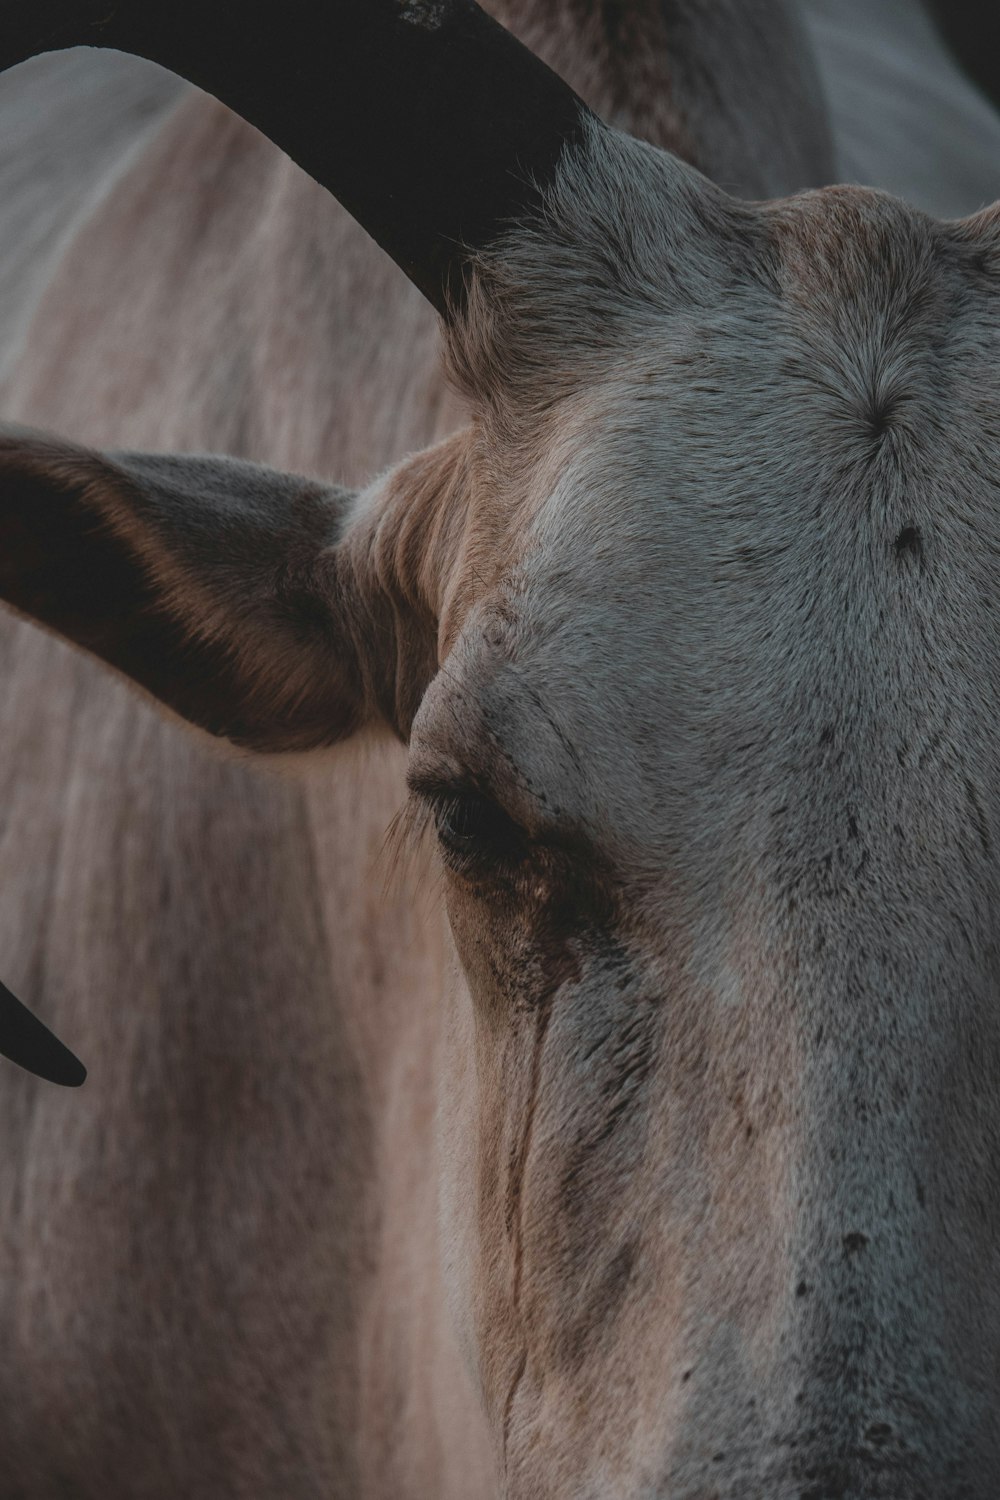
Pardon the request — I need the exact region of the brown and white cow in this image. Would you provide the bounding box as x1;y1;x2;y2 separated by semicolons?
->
2;2;1000;1496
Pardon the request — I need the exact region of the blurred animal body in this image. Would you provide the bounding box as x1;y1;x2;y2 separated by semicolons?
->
0;3;999;1497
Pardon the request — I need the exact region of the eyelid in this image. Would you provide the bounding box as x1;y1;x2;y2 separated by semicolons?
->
405;761;610;901
406;762;516;817
407;753;566;850
406;766;469;804
407;774;522;839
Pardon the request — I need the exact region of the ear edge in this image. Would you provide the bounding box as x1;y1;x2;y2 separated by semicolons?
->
0;428;369;752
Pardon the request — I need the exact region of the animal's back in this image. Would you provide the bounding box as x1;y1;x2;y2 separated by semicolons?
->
800;0;1000;215
0;5;995;1496
0;64;480;1500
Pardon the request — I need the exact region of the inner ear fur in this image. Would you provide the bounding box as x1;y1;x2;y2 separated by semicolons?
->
0;426;473;751
340;429;476;735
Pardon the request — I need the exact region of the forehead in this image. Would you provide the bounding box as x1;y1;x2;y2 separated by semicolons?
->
421;189;1000;866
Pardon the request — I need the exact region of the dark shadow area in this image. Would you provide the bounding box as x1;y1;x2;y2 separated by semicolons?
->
927;0;1000;116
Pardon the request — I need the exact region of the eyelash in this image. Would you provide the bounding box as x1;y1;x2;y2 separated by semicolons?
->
418;784;528;874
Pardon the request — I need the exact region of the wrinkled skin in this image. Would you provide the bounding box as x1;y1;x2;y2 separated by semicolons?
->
413;156;1000;1496
3;5;1000;1500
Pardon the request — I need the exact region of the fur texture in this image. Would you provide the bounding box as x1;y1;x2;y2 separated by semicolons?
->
1;5;1000;1498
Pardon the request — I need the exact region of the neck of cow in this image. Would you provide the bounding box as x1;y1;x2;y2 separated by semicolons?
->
489;0;836;194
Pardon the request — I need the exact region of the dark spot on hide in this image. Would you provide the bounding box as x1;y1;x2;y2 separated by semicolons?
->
893;525;923;565
842;1231;869;1258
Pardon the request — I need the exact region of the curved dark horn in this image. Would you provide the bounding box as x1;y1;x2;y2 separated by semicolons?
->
1;0;592;314
0;978;86;1086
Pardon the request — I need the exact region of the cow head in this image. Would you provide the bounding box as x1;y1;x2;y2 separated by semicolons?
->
4;2;1000;1494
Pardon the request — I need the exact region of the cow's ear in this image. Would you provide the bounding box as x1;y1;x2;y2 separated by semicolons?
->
0;426;468;751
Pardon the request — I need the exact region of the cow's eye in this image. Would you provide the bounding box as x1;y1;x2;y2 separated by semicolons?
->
433;789;526;870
